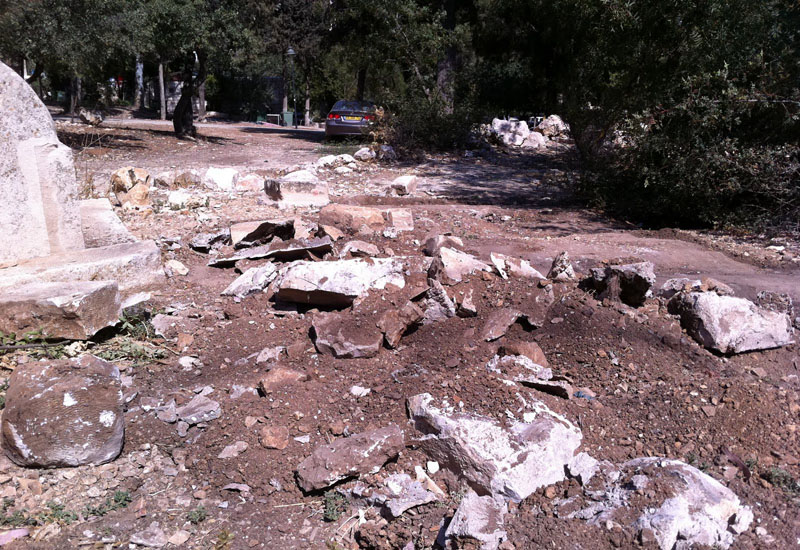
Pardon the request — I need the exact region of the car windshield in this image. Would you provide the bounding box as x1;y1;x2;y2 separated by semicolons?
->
331;100;375;113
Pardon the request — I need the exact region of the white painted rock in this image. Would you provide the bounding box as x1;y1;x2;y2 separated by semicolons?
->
407;393;582;502
275;258;405;307
1;355;124;467
669;292;794;353
203;167;239;191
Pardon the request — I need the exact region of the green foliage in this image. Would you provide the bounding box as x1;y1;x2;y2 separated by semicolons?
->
82;491;132;517
763;467;800;494
187;505;207;524
322;491;348;522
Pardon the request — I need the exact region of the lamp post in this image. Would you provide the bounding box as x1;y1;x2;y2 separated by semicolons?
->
287;47;297;129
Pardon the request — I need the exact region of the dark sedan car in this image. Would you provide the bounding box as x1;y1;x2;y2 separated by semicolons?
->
325;100;376;138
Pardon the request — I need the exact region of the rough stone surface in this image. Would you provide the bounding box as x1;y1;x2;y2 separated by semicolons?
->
568;458;752;550
340;240;380;258
491;118;530;147
429;247;491;285
319;204;386;233
2;355;124;467
0;61;85;263
259;426;289;450
423;234;464;257
668;292;794;353
264;172;329;208
275;258;405;307
110;166;151;208
230;218;294;248
258;368;309;394
522;131;548;149
480;308;536;341
422;279;457;324
221;264;279;298
536;115;569;138
235;173;265;193
391;175;418;196
445;491;507;550
189;230;230;253
407;393;581;502
0;241;166;298
80;198;137;248
378;301;424;348
354;147;376;162
312;312;383;359
203;167;239;191
0;280;121;340
130;521;167;548
296;425;405;491
497;341;548;367
588;261;656;307
174;395;221;425
490;253;544;280
547;251;575;282
388;209;414;232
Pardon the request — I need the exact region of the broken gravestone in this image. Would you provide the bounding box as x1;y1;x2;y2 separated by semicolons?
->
2;355;124;467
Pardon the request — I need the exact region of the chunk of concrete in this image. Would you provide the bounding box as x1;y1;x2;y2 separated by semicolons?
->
1;355;124;467
0;280;121;340
274;258;405;307
391;175;418;196
668;292;794;353
296;425;405;491
407;393;581;502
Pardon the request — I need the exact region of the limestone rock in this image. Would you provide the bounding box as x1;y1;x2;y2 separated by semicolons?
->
388;209;414;232
130;521;167;548
340;240;380;258
362;473;439;518
491;118;530;147
189;230;230;253
444;491;507;550
296;425;405;491
354;147;376;162
80;198;137;248
312;312;383;359
391;175;418;196
547;251;575;282
407;393;581;502
2;355;124;467
535;115;569;138
0;280;121;340
258;368;309;394
568;458;752;550
480;308;537;341
457;288;478;318
221;264;279;298
522;131;548;149
274;258;405;308
429;247;491;285
264;171;329;209
0;61;85;263
497;341;548;367
378;301;424;348
165;259;188;277
490;253;544;280
110;166;151;208
78;108;103;126
260;425;289;450
174;395;221;425
235;173;265;193
319;204;386;233
423;234;464;257
203;167;239;191
166;189;208;210
668;292;794;353
377;145;397;161
421;279;456;324
587;261;656;307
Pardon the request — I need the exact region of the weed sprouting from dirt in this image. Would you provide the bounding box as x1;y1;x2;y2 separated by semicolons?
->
213;530;235;549
762;467;800;495
323;491;348;522
83;491;132;518
187;505;208;524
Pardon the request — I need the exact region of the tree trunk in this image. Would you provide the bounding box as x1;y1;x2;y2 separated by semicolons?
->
158;62;166;120
435;0;457;113
134;54;144;110
304;76;311;126
282;54;288;114
69;76;82;116
356;67;367;101
173;52;207;138
198;81;206;120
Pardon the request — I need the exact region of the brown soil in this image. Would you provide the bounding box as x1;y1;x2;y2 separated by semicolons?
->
1;118;799;549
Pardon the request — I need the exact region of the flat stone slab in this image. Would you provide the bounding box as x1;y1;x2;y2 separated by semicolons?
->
0;280;121;340
0;241;165;298
79;198;137;248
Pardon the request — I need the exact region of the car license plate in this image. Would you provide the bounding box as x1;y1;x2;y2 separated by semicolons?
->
344;116;361;121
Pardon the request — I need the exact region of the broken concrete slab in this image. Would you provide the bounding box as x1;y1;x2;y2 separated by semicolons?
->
80;198;137;248
668;292;794;354
378;301;424;348
429;247;491;285
221;263;279;298
274;258;405;308
407;393;581;502
587;261;656;307
0;241;165;298
296;425;405;492
312;312;383;359
0;280;121;340
444;490;507;550
230;218;294;248
1;355;124;467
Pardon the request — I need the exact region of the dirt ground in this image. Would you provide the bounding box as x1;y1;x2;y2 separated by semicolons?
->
2;117;799;549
